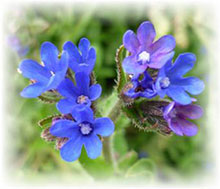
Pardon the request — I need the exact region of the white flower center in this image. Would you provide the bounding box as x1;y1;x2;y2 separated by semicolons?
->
77;95;89;104
138;51;150;63
160;77;170;89
79;123;92;135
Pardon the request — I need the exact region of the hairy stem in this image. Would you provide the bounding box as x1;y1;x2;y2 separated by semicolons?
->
103;98;121;172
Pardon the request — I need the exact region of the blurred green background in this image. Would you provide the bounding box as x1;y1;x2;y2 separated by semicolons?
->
4;3;212;184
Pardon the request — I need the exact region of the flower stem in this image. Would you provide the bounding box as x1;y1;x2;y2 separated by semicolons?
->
103;98;121;172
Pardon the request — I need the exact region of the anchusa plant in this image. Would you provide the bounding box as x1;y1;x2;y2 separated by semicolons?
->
18;21;205;179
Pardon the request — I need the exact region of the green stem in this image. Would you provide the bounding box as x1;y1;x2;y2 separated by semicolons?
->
103;98;122;172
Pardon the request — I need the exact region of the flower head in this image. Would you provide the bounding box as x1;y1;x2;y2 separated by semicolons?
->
163;101;203;136
155;53;205;105
122;21;175;77
56;72;102;114
125;71;157;99
18;42;68;98
50;108;115;162
63;38;96;75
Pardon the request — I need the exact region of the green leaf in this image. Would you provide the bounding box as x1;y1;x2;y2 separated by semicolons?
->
38;91;62;104
38;114;61;128
125;158;155;179
79;147;114;180
118;151;138;173
111;130;129;158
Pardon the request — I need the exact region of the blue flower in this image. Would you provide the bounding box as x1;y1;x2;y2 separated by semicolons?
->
155;53;205;105
56;72;102;114
63;38;96;75
50;108;115;162
125;71;157;99
19;42;69;98
122;21;175;77
163;101;203;136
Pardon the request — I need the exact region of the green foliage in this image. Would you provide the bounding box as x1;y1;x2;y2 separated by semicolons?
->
125;159;155;180
79;147;114;180
118;151;138;173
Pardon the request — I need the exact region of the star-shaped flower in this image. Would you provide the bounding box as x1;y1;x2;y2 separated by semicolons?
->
50;108;115;162
63;38;96;75
19;42;68;98
56;72;102;114
122;21;175;77
155;53;205;105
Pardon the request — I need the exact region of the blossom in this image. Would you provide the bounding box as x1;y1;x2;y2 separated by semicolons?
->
125;71;157;99
163;101;203;136
50;108;115;162
56;72;102;114
122;21;175;77
18;42;68;98
155;53;205;105
63;38;96;75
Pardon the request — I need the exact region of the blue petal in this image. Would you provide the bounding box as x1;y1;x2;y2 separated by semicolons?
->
140;88;157;99
87;47;96;63
149;51;174;69
89;84;102;101
20;82;46;98
76;47;96;74
173;77;205;95
167;86;191;105
55;51;69;73
63;41;82;63
46;51;69;90
125;81;140;98
60;136;83;162
46;73;64;91
176;104;203;120
155;77;167;98
75;72;90;95
163;101;175;119
123;30;140;54
79;38;90;58
84;133;102;159
41;42;59;72
57;78;79;99
56;98;77;114
19;59;50;83
168;118;183;136
94;118;114;137
140;71;153;88
178;118;198;136
71;107;94;123
170;118;198;136
137;21;156;48
122;56;147;75
150;35;176;55
167;53;196;78
50;119;79;138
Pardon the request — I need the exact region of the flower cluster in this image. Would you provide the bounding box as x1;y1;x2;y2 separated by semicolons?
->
123;21;205;136
19;38;114;162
